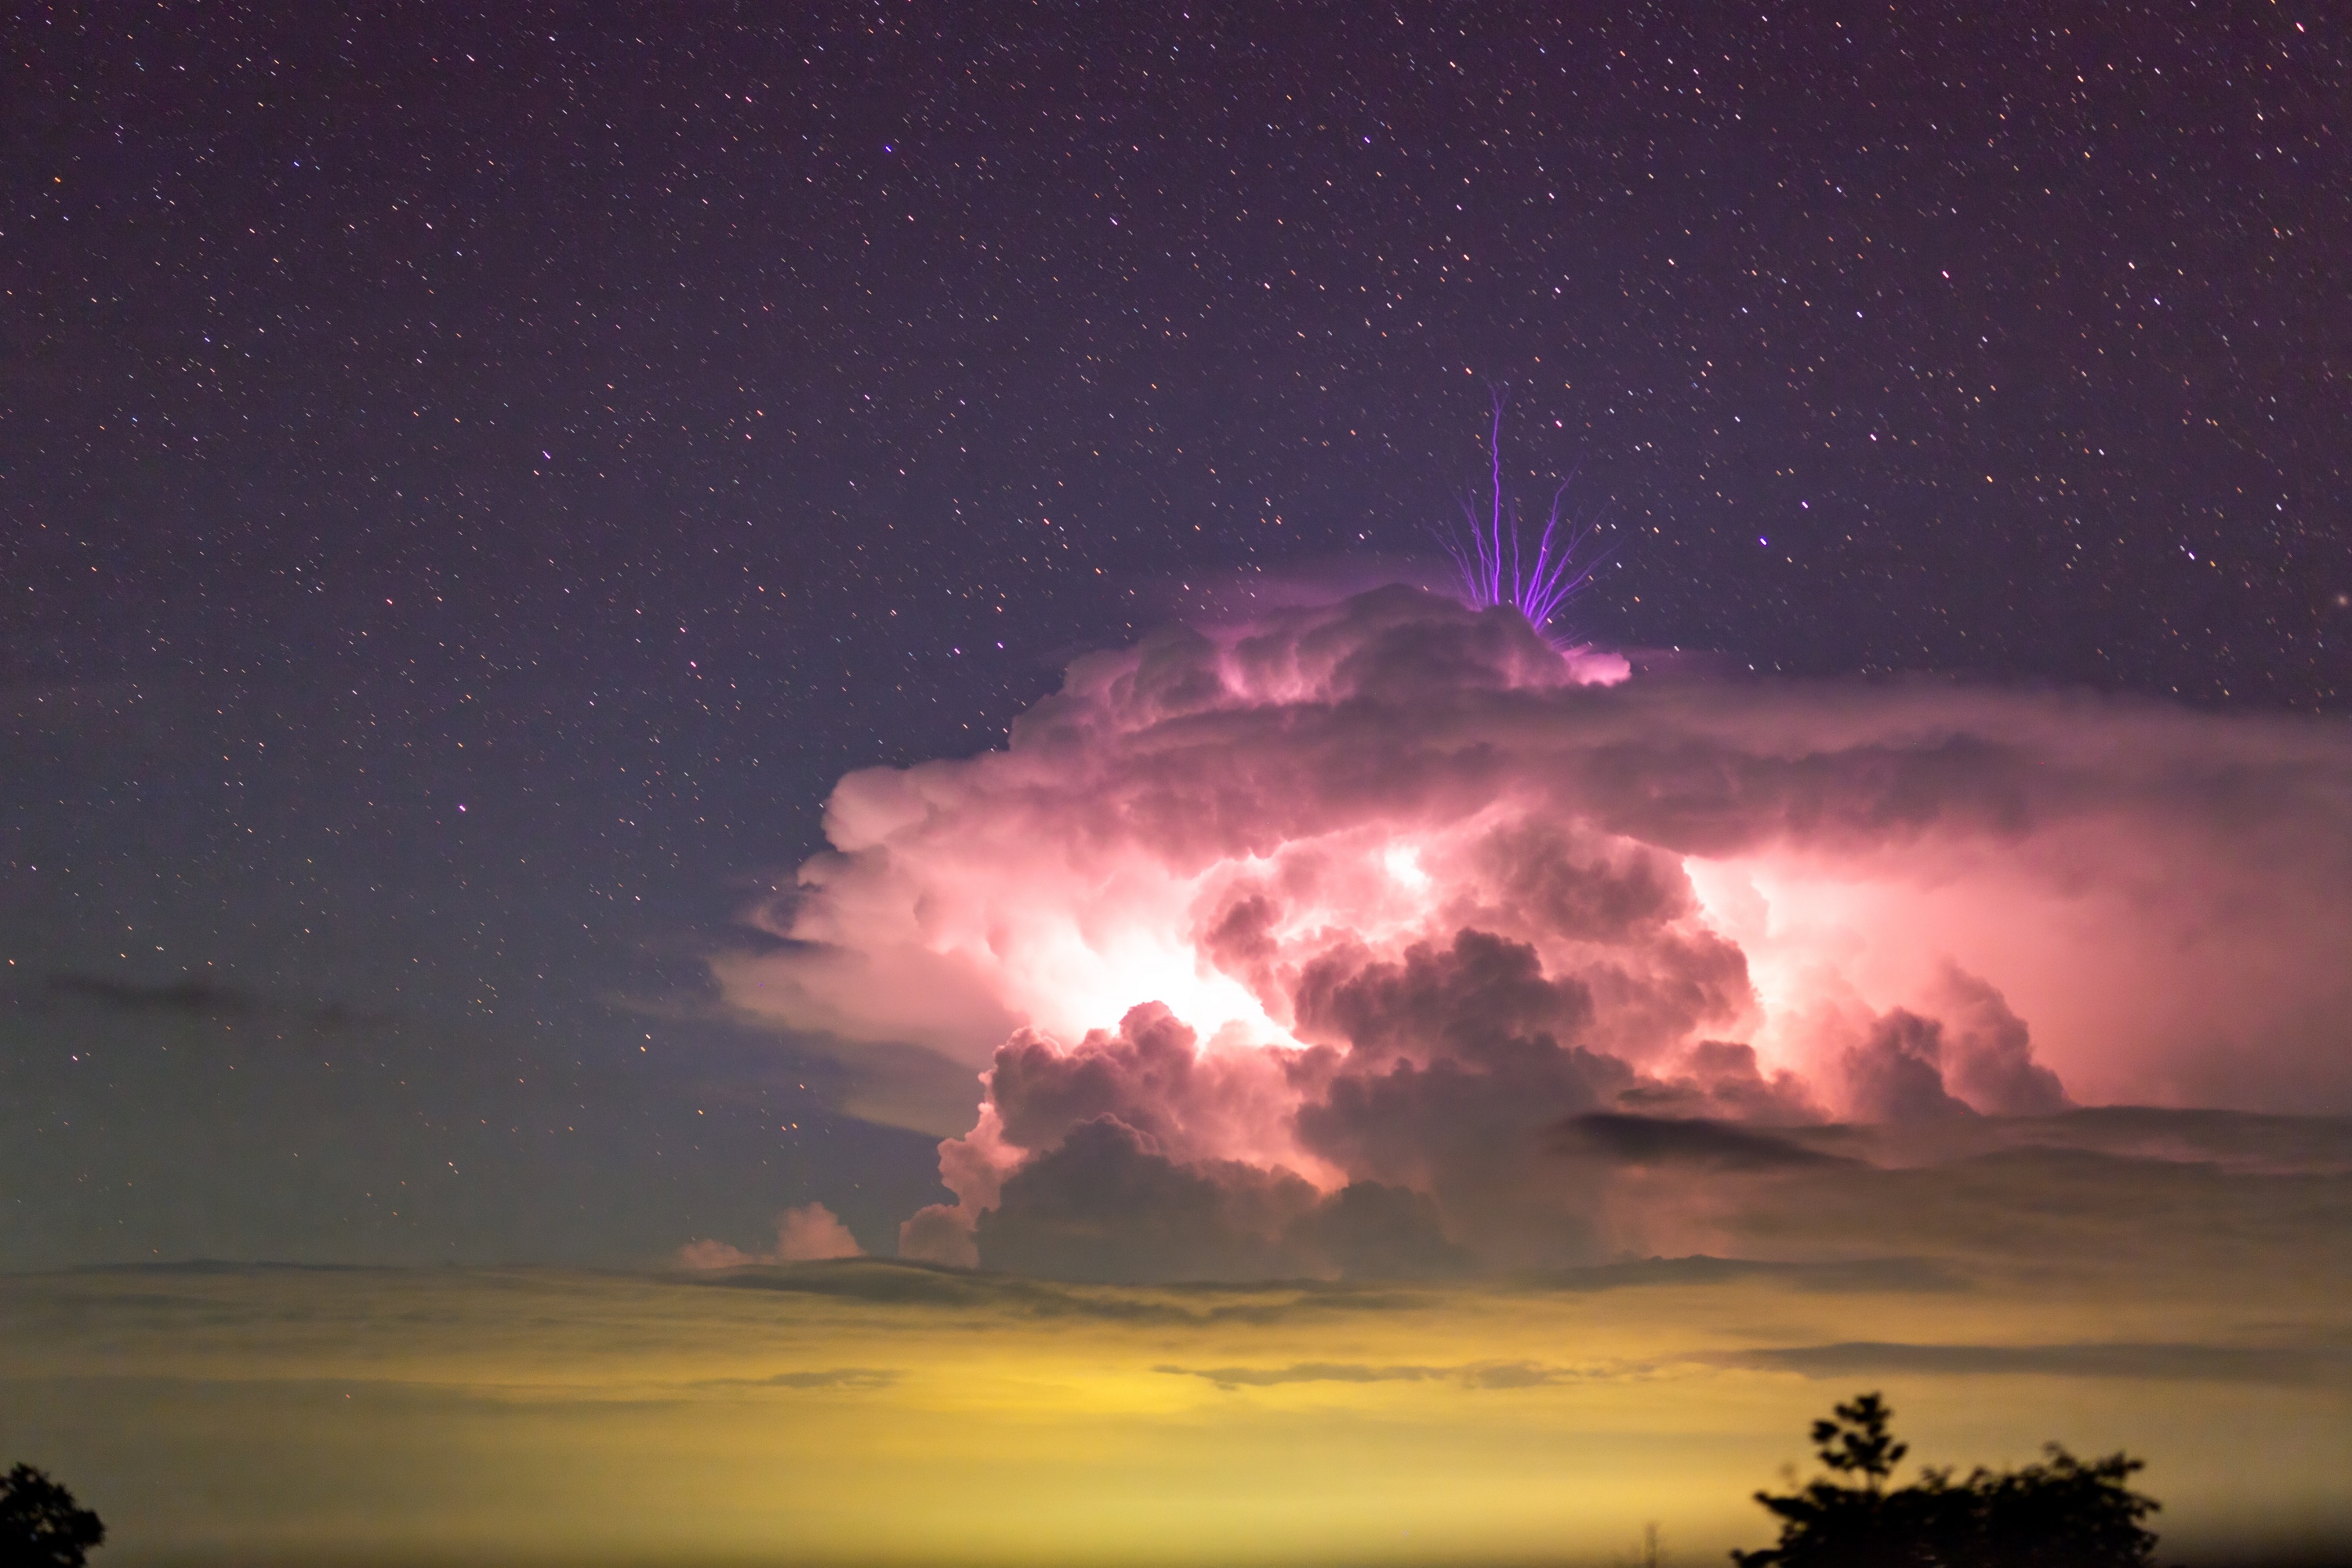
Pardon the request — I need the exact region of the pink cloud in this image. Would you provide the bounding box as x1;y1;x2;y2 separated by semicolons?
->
677;1203;864;1269
711;587;2352;1277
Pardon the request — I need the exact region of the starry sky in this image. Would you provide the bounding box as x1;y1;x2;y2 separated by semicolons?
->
4;0;2347;1269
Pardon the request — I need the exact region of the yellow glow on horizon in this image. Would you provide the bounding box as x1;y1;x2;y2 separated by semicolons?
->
5;1255;2347;1566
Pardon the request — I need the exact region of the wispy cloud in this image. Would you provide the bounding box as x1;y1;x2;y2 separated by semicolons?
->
695;1367;900;1391
1154;1359;1610;1390
1710;1341;2349;1385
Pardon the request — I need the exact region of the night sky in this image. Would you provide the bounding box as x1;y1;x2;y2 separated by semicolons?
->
5;0;2347;1269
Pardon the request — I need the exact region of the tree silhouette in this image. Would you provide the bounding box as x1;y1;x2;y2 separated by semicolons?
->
0;1465;104;1568
1732;1393;2161;1568
1808;1393;1906;1493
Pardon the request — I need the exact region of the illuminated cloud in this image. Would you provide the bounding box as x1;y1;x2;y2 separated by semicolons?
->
679;1202;864;1268
711;587;2352;1279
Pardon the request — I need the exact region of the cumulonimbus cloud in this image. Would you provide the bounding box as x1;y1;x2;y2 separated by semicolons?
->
711;586;2352;1279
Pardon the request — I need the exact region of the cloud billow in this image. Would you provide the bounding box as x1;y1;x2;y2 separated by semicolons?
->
712;587;2352;1279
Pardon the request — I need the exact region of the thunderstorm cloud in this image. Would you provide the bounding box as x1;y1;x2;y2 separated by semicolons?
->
710;587;2352;1280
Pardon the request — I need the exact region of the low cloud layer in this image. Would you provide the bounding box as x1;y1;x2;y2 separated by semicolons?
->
9;1240;2348;1565
1710;1342;2344;1385
713;587;2352;1279
1155;1359;1596;1390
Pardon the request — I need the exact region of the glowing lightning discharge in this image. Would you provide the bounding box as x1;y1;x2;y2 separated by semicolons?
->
1436;383;1606;644
714;532;2352;1283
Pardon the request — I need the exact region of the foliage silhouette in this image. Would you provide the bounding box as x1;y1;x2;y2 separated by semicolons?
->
0;1465;104;1568
1732;1392;2161;1568
1808;1392;1906;1492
